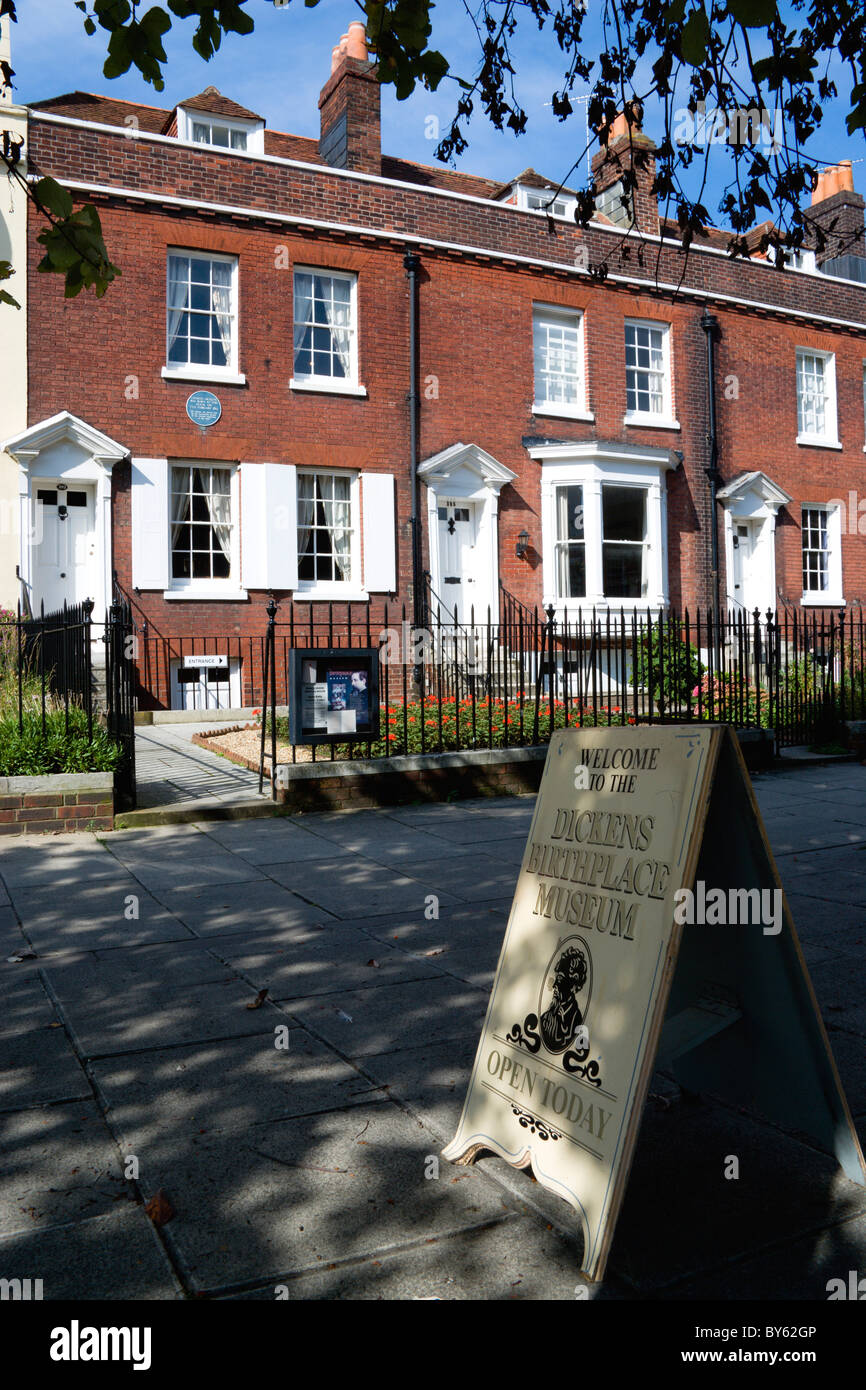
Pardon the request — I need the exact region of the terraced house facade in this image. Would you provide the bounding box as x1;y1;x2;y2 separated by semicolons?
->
2;20;866;710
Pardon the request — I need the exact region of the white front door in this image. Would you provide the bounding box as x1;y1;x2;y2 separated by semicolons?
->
436;501;478;621
729;521;756;613
32;483;97;612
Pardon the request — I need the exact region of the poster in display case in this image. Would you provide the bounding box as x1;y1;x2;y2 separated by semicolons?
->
288;648;380;746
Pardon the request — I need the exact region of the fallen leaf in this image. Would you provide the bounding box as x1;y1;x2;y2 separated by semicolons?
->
246;988;269;1011
366;959;381;968
145;1190;175;1227
423;947;445;957
7;951;37;963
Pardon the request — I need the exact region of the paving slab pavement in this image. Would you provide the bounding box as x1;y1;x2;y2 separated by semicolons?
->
0;766;863;1300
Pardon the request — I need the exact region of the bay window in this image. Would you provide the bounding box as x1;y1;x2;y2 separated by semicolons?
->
532;440;675;611
554;484;586;598
601;486;648;599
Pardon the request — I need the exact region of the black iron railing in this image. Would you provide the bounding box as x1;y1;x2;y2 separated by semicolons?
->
5;599;137;810
246;600;865;784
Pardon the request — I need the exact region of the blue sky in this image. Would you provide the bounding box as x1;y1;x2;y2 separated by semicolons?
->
8;0;866;226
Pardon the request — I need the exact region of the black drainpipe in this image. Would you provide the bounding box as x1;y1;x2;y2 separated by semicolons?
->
404;252;423;643
700;308;722;661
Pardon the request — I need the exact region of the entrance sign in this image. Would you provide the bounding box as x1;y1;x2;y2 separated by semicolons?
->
443;725;865;1281
288;648;380;746
186;390;222;427
187;653;228;669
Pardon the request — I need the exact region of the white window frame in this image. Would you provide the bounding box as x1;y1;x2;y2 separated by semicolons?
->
532;304;593;421
800;503;844;607
515;184;577;221
175;107;265;155
623;319;679;430
532;441;675;614
289;267;366;398
294;468;366;602
784;248;817;274
796;348;840;448
162;250;245;386
164;461;246;601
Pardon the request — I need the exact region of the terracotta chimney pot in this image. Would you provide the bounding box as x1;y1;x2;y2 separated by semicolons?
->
346;21;367;61
331;45;341;74
838;159;855;193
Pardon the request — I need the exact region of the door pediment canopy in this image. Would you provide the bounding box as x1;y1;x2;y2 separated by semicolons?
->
717;471;791;516
2;412;129;472
418;442;516;492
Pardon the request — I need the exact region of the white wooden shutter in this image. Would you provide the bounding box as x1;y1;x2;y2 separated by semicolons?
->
240;463;267;590
265;463;298;590
130;458;169;590
240;462;298;592
362;472;396;592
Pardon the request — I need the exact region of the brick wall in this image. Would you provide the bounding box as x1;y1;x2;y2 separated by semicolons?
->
0;779;114;834
23;116;866;681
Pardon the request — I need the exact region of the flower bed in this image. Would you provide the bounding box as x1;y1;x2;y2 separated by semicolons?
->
258;697;634;760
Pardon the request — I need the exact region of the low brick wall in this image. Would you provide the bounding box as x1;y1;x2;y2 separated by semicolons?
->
272;747;547;812
0;774;115;834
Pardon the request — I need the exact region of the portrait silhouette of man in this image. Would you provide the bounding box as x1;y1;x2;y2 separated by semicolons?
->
540;945;588;1053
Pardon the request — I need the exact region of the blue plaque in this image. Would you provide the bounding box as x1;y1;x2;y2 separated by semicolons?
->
186;390;222;427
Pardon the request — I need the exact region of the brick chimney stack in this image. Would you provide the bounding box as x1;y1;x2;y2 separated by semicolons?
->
318;21;381;176
590;108;659;236
806;160;865;269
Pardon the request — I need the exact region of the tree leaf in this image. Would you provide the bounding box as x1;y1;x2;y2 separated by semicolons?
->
681;7;710;66
727;0;777;25
32;176;73;220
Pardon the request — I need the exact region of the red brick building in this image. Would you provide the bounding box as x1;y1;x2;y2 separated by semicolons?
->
5;22;866;709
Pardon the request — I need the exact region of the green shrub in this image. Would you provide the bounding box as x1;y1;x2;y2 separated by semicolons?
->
0;708;123;776
633;623;704;710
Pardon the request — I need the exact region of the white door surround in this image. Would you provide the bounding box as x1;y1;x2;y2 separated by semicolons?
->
1;412;128;617
717;471;791;618
418;442;516;623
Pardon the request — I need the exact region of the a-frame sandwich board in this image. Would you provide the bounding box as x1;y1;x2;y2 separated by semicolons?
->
443;725;866;1282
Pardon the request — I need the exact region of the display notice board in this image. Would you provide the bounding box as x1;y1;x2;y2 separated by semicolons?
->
287;648;379;746
443;725;866;1281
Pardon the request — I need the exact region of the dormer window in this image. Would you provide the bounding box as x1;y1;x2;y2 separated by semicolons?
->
783;248;817;274
526;191;569;219
174;97;265;155
505;182;576;221
192;118;247;151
